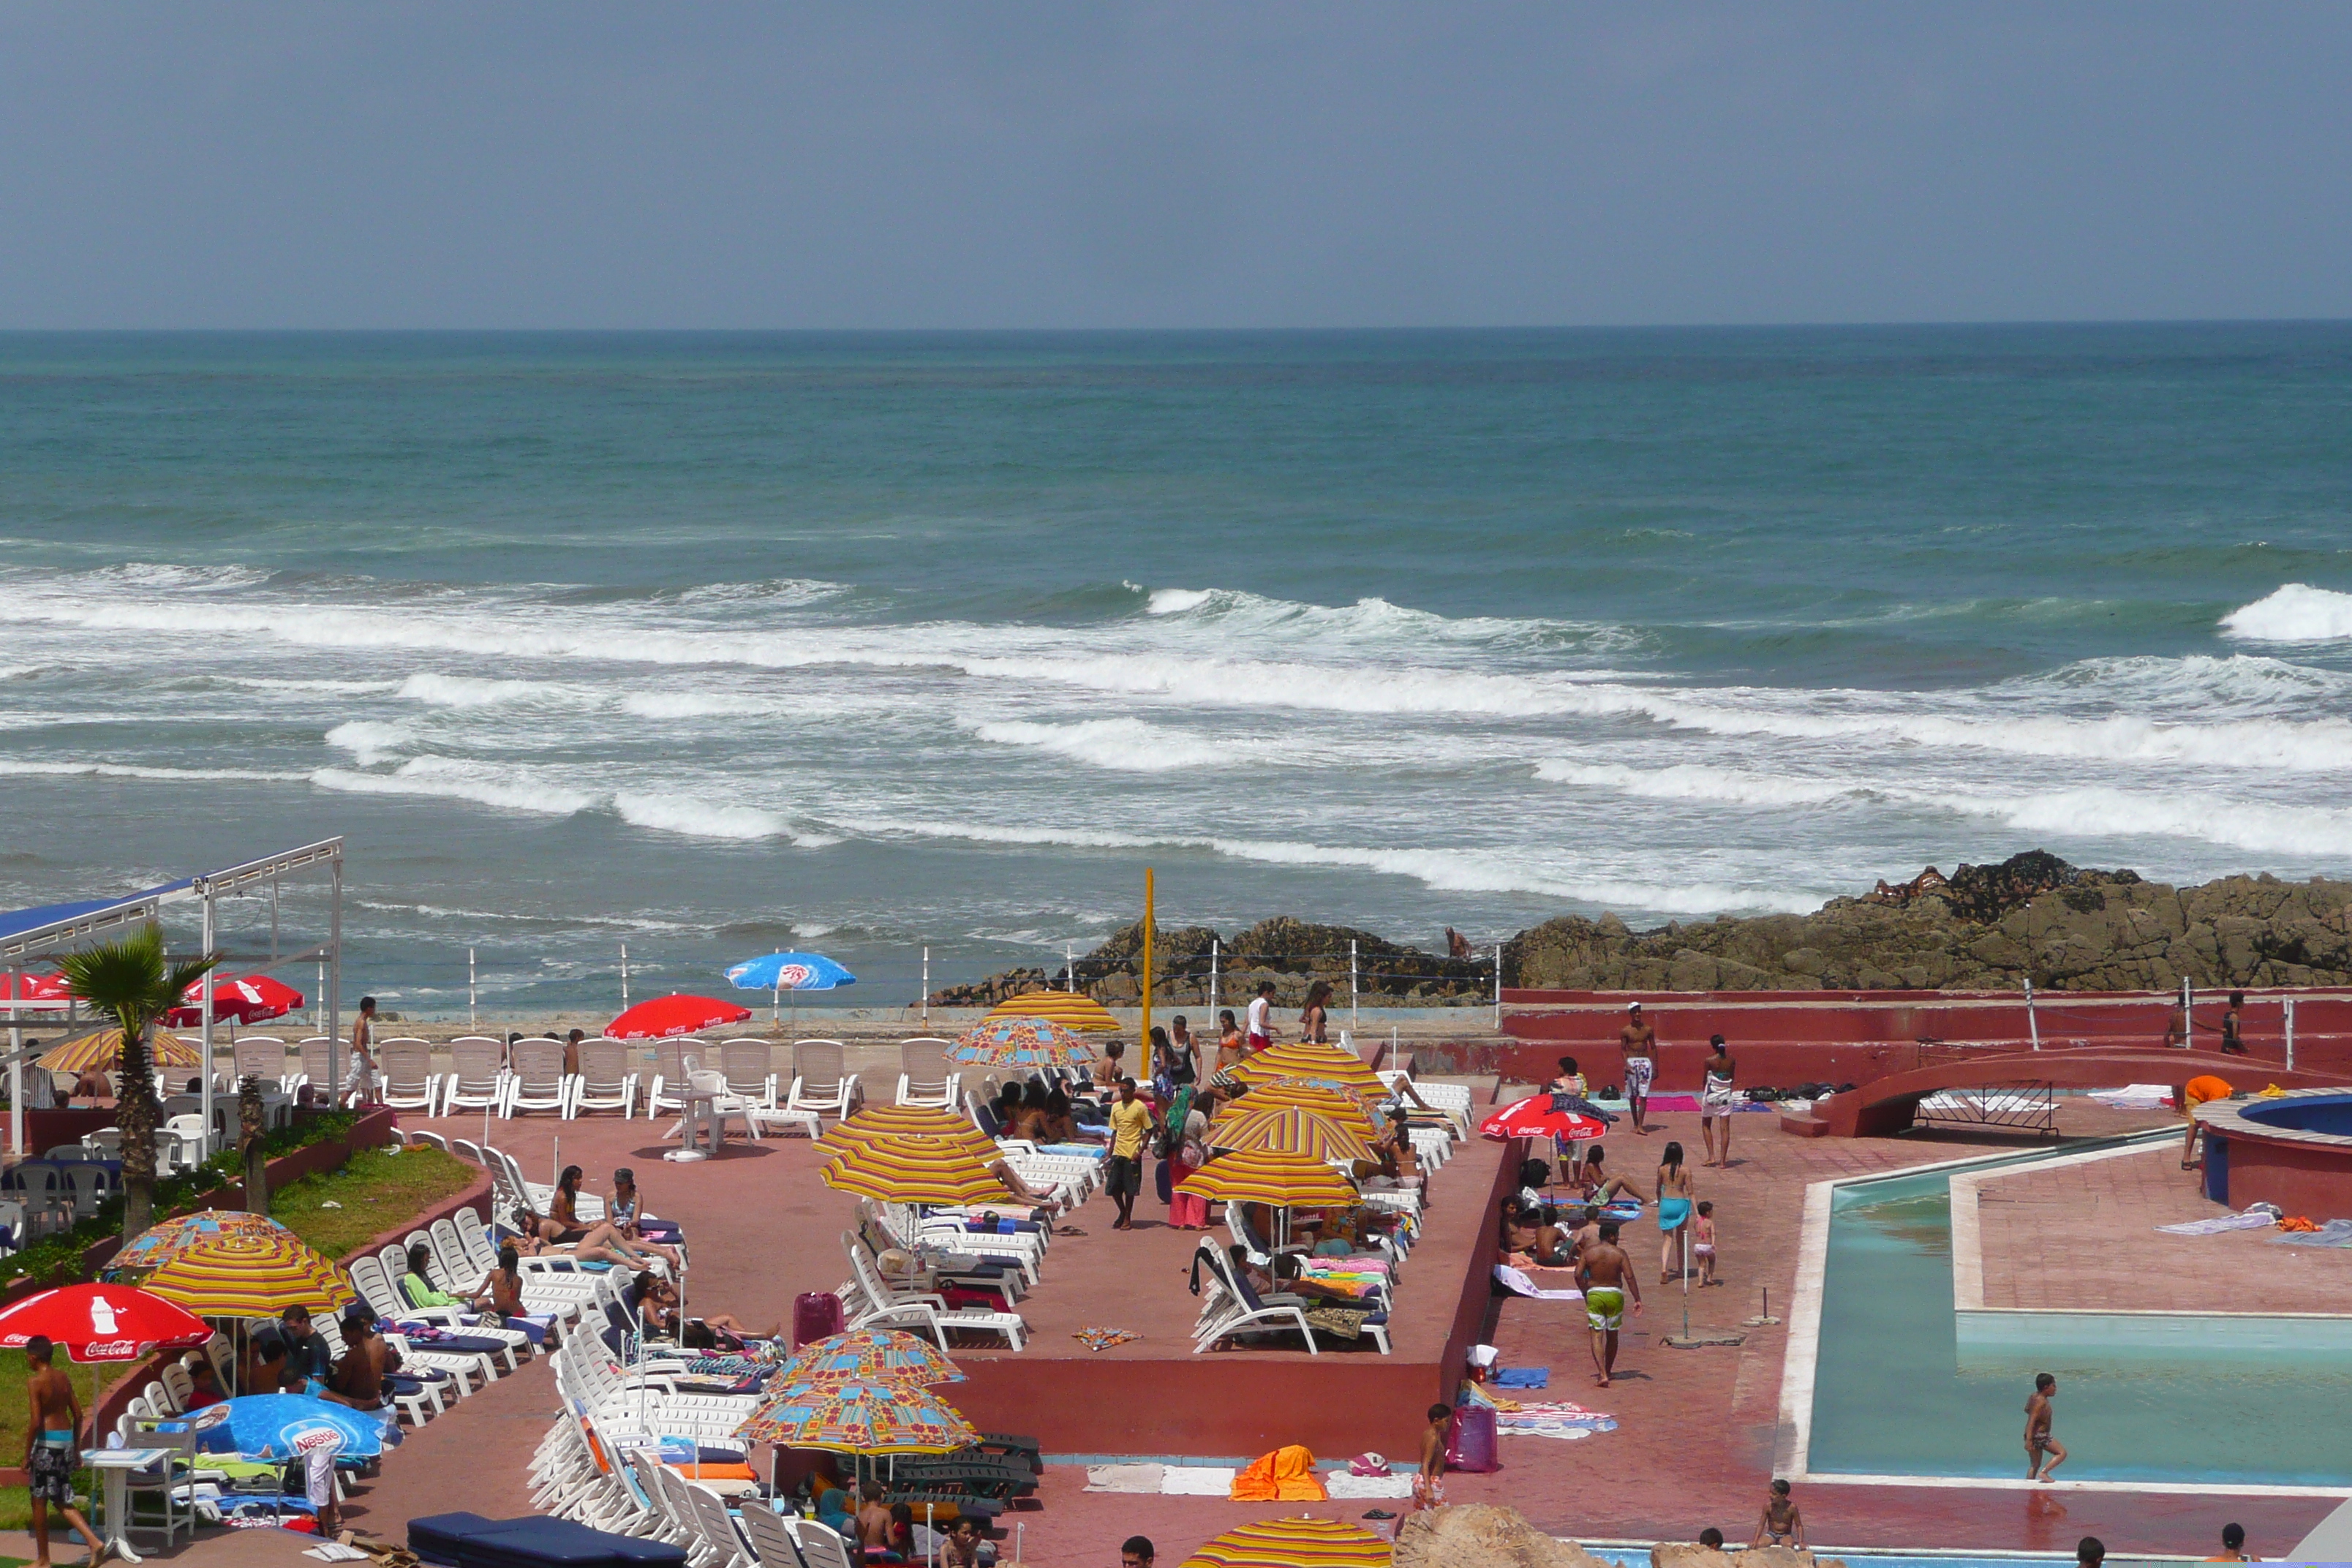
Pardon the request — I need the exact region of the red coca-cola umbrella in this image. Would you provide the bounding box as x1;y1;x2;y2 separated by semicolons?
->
1480;1093;1611;1143
165;974;304;1028
0;971;71;1003
606;993;752;1040
0;1283;211;1363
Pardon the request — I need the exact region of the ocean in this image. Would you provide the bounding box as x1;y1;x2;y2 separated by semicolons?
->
2;325;2350;1017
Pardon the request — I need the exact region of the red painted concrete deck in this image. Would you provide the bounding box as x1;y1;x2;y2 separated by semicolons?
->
67;1099;2335;1566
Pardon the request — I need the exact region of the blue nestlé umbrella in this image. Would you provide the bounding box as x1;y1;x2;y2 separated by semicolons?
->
725;950;856;1025
208;1393;387;1460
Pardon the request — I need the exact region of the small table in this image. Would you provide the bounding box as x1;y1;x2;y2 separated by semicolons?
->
82;1445;173;1564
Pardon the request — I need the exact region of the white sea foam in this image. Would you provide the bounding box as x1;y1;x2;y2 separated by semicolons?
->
1535;760;1862;808
1136;583;1635;653
311;758;598;815
396;672;571;708
323;720;415;766
614;793;794;843
2221;584;2352;643
966;717;1233;772
0;759;308;783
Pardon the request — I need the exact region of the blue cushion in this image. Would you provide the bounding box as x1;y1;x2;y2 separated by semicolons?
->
415;1512;690;1567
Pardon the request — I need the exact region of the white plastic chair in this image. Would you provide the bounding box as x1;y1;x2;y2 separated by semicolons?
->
785;1040;859;1126
894;1038;958;1109
505;1040;570;1117
232;1036;290;1092
717;1040;779;1109
643;1040;694;1120
570;1039;638;1118
379;1039;440;1112
442;1039;508;1117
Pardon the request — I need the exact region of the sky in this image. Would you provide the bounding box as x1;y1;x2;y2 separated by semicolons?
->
4;4;2350;329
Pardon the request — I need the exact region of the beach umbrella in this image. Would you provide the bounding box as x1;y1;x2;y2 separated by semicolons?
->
1229;1041;1385;1095
1175;1149;1360;1209
39;1025;204;1074
0;1284;211;1362
165;973;302;1028
779;1329;963;1387
1480;1092;1612;1143
1181;1516;1392;1568
208;1393;385;1461
0;971;70;1003
817;1107;999;1166
132;1232;355;1319
946;1015;1098;1071
983;991;1120;1033
818;1134;1014;1207
1206;1103;1377;1164
108;1210;304;1275
1226;1081;1381;1137
733;1377;977;1455
724;951;855;1026
606;993;753;1040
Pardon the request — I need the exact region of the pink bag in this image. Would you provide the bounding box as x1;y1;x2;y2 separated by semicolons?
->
792;1291;844;1348
1444;1403;1500;1473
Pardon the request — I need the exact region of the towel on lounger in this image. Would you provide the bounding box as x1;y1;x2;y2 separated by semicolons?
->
1232;1445;1325;1501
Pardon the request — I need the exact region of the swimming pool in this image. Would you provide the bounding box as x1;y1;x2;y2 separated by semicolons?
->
1804;1142;2352;1489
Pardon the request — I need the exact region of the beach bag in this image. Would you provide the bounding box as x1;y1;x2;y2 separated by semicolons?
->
792;1292;843;1349
1155;1158;1174;1205
1444;1403;1499;1473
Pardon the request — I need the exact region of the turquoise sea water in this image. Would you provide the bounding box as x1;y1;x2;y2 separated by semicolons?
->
1810;1161;2352;1487
3;326;2351;1013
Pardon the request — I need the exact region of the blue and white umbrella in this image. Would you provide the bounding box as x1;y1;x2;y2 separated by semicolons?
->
206;1393;386;1460
725;950;856;1024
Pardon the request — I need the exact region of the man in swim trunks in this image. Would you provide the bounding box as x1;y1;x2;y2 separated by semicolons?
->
1577;1221;1642;1386
2025;1371;2066;1480
23;1335;103;1567
1620;1003;1657;1136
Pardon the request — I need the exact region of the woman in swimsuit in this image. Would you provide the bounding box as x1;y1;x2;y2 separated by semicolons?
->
1572;1144;1643;1206
1300;981;1333;1044
1215;1011;1248;1074
1656;1140;1697;1284
1700;1034;1736;1167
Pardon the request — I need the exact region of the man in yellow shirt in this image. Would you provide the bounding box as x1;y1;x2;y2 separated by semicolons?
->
1106;1077;1153;1230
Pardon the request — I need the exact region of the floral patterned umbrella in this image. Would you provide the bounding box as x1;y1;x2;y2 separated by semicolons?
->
108;1210;305;1275
733;1376;977;1455
779;1329;963;1387
946;1014;1099;1071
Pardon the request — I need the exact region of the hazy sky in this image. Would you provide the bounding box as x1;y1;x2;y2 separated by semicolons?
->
5;4;2349;328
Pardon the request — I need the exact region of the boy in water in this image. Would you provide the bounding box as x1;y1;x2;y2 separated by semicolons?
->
2026;1372;2067;1480
23;1336;103;1568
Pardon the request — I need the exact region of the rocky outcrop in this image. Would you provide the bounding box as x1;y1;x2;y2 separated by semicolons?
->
1507;853;2352;992
931;853;2352;1006
1393;1505;1611;1568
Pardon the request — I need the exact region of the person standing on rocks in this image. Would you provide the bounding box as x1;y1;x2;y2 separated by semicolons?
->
1620;1003;1658;1135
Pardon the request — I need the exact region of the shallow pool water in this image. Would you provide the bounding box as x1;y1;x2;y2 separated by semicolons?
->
1807;1147;2352;1487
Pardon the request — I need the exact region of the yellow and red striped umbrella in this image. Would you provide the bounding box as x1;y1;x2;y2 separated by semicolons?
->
1205;1103;1376;1163
818;1134;1011;1207
1181;1516;1392;1568
1175;1149;1359;1208
1229;1042;1385;1095
39;1027;204;1074
817;1106;998;1166
132;1232;355;1318
983;991;1121;1033
1226;1081;1381;1137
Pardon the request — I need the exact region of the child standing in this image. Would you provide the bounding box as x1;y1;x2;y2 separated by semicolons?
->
1413;1403;1452;1514
1694;1200;1719;1286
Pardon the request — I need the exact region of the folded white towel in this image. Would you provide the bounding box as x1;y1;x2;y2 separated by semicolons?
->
1084;1463;1164;1493
1160;1466;1238;1495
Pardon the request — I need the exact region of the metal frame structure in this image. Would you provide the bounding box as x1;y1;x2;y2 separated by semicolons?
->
4;838;344;1160
1912;1079;2060;1137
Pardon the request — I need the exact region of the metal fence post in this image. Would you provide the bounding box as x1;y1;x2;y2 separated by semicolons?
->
2024;979;2039;1050
1210;940;1219;1019
1493;944;1503;1028
922;947;930;1023
2286;997;2297;1071
1349;939;1359;1029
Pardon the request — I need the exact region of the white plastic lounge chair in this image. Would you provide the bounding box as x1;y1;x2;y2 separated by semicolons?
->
505;1039;570;1117
570;1039;638;1118
380;1039;440;1112
784;1040;858;1126
717;1040;780;1109
643;1039;696;1120
894;1039;958;1109
442;1039;508;1118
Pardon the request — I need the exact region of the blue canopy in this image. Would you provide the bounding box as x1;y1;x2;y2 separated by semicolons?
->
0;879;193;944
209;1393;387;1460
724;951;855;992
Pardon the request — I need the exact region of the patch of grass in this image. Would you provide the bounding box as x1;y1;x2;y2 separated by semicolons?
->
270;1145;477;1261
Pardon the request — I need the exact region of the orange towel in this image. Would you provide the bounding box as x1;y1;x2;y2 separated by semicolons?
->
1230;1444;1327;1501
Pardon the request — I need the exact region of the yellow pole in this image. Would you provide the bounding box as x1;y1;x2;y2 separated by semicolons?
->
1140;867;1155;1082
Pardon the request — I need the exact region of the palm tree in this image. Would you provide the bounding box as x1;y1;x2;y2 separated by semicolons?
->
54;926;216;1241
